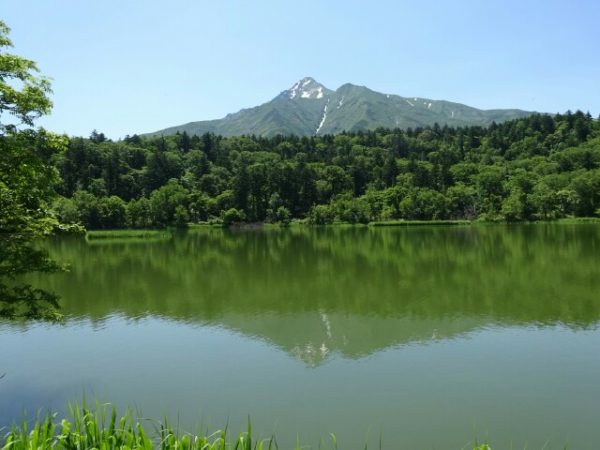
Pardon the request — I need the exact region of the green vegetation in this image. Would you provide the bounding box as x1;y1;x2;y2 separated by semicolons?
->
0;403;496;450
49;110;600;230
369;219;471;226
0;20;67;320
86;229;172;240
553;217;600;224
1;403;277;450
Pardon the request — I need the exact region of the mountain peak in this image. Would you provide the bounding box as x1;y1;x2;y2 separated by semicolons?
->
285;77;328;100
149;80;535;137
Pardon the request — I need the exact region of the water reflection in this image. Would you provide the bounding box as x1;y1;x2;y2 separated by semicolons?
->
27;224;600;365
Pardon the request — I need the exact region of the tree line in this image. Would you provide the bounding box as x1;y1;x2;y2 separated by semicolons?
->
51;111;600;228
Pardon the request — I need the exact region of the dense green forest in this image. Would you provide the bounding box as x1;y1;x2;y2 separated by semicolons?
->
52;112;600;228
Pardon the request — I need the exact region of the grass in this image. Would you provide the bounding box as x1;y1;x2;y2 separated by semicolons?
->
0;403;501;450
553;217;600;224
188;222;226;229
1;403;280;450
86;229;173;241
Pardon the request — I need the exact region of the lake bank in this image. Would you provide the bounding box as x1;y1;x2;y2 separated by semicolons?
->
82;216;600;238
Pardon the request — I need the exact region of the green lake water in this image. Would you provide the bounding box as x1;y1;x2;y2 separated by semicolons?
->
1;224;600;449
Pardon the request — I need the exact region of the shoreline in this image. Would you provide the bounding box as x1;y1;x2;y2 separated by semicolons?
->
79;217;600;239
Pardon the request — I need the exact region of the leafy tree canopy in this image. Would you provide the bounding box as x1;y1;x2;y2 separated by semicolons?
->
0;20;67;320
52;110;600;229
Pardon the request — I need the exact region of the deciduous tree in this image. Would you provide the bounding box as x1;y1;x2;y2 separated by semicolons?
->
0;20;67;319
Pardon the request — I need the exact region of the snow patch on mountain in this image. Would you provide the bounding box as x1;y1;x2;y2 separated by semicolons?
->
287;77;326;100
288;80;301;99
301;85;324;99
315;99;330;134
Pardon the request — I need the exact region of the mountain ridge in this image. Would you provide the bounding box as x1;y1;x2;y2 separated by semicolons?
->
148;77;535;137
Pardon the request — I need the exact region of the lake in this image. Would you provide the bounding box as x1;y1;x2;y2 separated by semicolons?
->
1;224;600;449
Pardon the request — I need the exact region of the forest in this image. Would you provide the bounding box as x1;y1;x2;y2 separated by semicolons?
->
51;111;600;228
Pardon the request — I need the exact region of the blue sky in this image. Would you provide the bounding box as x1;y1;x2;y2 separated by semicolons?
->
3;0;599;138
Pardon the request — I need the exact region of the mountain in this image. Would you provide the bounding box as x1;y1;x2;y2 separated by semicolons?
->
148;77;534;137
